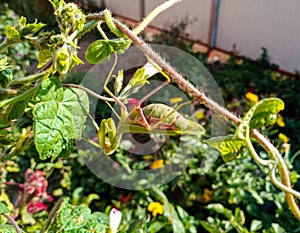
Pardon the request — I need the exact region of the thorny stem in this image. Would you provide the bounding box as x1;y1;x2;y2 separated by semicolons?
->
3;213;22;233
86;12;300;221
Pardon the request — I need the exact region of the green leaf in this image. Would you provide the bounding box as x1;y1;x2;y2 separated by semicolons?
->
109;38;131;54
34;77;63;102
0;123;10;130
127;219;145;232
0;225;17;233
249;98;284;129
0;57;8;69
53;46;71;75
148;221;164;232
167;203;185;233
207;203;232;219
0;68;12;88
85;40;114;64
3;101;27;121
37;49;53;69
63;87;89;140
33;78;89;160
85;38;131;65
0;202;9;214
236;98;284;140
43;198;108;232
250;220;263;232
20;20;46;36
19;16;27;27
5;25;20;41
204;135;246;162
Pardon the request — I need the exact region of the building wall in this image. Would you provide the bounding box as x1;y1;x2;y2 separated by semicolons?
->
103;0;300;73
217;0;300;73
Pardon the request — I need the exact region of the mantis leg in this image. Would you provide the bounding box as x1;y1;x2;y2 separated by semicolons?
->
103;52;128;115
139;56;171;104
135;57;172;130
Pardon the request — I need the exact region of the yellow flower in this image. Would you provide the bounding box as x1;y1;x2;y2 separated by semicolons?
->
147;202;164;217
277;114;285;127
279;133;289;143
169;97;183;104
199;188;214;203
149;159;164;169
245;92;259;103
196;110;205;120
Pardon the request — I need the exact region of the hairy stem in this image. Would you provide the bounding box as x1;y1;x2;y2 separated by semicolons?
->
3;213;22;233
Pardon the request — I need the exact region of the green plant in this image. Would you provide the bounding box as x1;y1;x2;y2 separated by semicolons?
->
0;0;300;231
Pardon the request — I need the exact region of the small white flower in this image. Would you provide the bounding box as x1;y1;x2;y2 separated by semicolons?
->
109;208;122;233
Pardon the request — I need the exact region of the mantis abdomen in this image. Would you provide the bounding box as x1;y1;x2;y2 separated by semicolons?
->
125;103;205;135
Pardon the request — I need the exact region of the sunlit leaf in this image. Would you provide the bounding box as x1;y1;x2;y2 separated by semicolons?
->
5;25;20;41
250;219;263;231
85;38;131;65
54;46;71;75
0;68;12;88
0;202;9;214
33;78;89;160
236;98;284;139
85;40;114;64
37;49;53;68
20;19;46;36
63;87;89;140
3;101;27;121
43;198;108;232
204;135;246;162
109;38;131;54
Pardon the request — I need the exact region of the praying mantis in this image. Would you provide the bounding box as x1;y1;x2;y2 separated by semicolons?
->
89;10;205;155
96;53;205;156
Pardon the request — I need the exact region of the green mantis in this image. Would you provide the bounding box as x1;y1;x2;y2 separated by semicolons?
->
90;10;205;155
96;53;205;156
